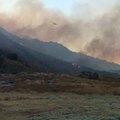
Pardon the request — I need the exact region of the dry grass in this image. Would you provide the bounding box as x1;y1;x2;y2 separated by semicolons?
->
0;92;120;120
0;73;120;95
0;73;120;119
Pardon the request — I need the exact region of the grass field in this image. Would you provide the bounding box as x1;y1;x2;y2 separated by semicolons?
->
0;73;120;120
0;73;120;95
0;92;120;120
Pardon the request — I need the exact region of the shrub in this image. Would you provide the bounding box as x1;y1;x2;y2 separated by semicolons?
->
7;53;18;61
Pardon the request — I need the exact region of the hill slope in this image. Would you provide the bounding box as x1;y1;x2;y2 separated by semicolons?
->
0;27;80;74
15;38;120;71
0;49;33;73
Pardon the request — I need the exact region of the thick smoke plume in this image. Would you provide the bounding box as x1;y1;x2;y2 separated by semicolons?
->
84;6;120;64
0;0;120;64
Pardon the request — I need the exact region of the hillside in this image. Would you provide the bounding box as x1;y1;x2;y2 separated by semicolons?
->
14;38;120;71
1;27;120;73
0;49;33;73
0;27;80;74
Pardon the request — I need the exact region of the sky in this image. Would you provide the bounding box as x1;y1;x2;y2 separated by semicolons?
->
0;0;120;64
0;0;118;17
42;0;118;17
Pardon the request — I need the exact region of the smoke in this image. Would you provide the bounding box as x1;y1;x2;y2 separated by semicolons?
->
84;6;120;64
0;0;85;51
0;0;120;64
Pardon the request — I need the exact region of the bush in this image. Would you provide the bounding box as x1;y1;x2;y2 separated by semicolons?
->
92;72;99;79
79;71;99;80
7;53;18;61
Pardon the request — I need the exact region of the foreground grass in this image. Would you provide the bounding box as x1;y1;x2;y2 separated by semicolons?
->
0;92;120;120
0;73;120;119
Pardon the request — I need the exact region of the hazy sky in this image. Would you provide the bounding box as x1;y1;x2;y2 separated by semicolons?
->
0;0;118;17
42;0;118;16
0;0;118;23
